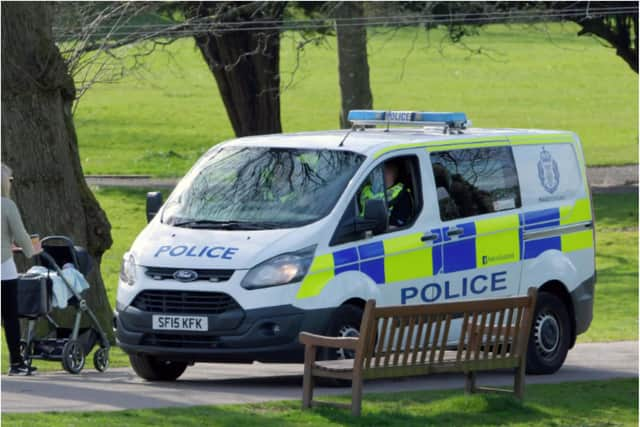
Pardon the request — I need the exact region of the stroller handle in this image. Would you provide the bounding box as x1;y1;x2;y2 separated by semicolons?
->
39;235;81;272
41;235;76;247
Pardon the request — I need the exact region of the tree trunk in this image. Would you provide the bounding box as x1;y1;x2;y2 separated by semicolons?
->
336;1;373;129
1;2;114;338
191;3;285;137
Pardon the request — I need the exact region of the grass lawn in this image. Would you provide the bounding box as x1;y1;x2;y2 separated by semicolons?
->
2;379;637;426
74;23;638;177
2;191;636;372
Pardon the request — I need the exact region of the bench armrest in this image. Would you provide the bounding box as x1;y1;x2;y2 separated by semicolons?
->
299;332;359;350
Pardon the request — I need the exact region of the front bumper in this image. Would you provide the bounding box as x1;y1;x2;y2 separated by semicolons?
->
115;303;334;363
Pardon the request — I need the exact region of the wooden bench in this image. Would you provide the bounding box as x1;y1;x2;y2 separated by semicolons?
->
299;288;537;416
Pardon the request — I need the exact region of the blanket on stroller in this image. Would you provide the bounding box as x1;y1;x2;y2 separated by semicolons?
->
27;265;90;309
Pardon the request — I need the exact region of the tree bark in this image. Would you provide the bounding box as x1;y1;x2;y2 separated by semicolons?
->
336;1;373;129
190;2;285;137
1;2;114;338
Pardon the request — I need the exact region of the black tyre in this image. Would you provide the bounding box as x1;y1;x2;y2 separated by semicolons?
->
129;354;187;381
93;347;110;372
526;292;571;374
61;340;86;374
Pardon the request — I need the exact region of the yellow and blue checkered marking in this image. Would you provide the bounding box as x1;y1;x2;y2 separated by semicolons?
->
296;199;593;299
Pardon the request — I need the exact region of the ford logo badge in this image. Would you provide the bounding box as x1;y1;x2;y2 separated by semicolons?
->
173;269;198;282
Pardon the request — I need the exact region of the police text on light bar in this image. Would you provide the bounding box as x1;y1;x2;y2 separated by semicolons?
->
348;110;470;129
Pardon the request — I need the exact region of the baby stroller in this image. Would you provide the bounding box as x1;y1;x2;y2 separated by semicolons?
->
18;236;110;374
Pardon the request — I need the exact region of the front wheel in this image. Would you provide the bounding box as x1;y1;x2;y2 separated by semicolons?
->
316;304;363;387
129;354;187;381
93;347;110;372
526;292;571;374
321;304;364;361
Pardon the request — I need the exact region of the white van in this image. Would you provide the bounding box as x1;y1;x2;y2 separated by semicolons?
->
115;111;595;381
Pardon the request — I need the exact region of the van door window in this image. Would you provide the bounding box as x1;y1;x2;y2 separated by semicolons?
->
430;147;521;220
331;155;422;245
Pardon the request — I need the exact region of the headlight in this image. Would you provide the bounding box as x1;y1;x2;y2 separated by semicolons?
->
119;253;137;286
241;246;315;290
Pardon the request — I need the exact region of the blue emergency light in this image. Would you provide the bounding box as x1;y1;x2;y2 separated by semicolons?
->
348;110;470;130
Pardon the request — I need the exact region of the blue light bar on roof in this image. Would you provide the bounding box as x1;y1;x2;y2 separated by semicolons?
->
348;110;470;129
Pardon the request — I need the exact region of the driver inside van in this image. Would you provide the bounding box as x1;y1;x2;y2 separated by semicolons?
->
360;160;413;228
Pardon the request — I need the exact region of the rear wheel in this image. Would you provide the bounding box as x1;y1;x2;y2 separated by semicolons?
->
61;340;85;374
129;354;187;381
526;292;571;374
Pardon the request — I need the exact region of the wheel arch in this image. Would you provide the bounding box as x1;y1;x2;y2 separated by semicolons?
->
341;297;367;310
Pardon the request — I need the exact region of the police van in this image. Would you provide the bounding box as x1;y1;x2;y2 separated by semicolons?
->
115;110;596;381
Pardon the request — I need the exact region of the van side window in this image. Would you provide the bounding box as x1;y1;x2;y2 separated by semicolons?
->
331;155;423;245
430;147;521;221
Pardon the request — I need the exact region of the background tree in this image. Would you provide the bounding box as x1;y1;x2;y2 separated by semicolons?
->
334;2;373;128
54;1;288;137
1;2;114;336
565;1;638;73
185;2;287;136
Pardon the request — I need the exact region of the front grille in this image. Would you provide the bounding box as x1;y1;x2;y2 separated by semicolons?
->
131;290;241;315
141;333;220;349
144;266;234;282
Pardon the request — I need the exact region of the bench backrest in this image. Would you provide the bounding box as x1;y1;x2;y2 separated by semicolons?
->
355;288;537;378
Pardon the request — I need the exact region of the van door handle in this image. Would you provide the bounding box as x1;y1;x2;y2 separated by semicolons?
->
447;227;464;237
421;232;438;242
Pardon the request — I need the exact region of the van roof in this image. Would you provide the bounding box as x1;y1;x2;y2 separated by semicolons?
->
224;127;575;158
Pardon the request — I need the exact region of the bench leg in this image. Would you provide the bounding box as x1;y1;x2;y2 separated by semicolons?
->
464;371;477;394
302;366;314;409
514;364;525;400
302;346;315;409
351;375;363;416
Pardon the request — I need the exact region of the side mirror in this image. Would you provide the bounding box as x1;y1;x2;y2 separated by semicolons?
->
357;199;388;235
146;192;163;223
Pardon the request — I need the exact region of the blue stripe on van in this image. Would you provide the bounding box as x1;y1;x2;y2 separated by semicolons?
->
524;236;561;259
442;222;476;242
432;231;443;275
522;208;560;231
357;241;384;260
442;222;476;273
518;214;525;260
359;258;385;284
333;248;358;266
335;263;359;275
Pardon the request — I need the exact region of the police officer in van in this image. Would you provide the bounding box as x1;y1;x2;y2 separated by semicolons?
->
360;160;413;228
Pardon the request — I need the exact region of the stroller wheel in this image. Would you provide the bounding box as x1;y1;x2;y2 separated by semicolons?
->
61;340;85;374
93;348;109;372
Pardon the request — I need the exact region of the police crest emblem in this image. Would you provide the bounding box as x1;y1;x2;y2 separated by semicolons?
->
537;147;560;194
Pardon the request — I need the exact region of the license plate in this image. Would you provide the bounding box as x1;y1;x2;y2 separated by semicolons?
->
152;315;208;331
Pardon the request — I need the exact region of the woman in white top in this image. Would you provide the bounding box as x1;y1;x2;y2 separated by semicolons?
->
1;163;41;375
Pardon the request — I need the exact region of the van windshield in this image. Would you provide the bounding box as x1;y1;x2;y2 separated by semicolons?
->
162;147;365;229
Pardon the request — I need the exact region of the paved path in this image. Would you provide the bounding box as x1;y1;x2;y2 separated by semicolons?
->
85;165;639;193
2;341;637;413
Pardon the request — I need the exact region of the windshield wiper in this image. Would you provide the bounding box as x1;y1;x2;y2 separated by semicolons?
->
172;220;283;230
